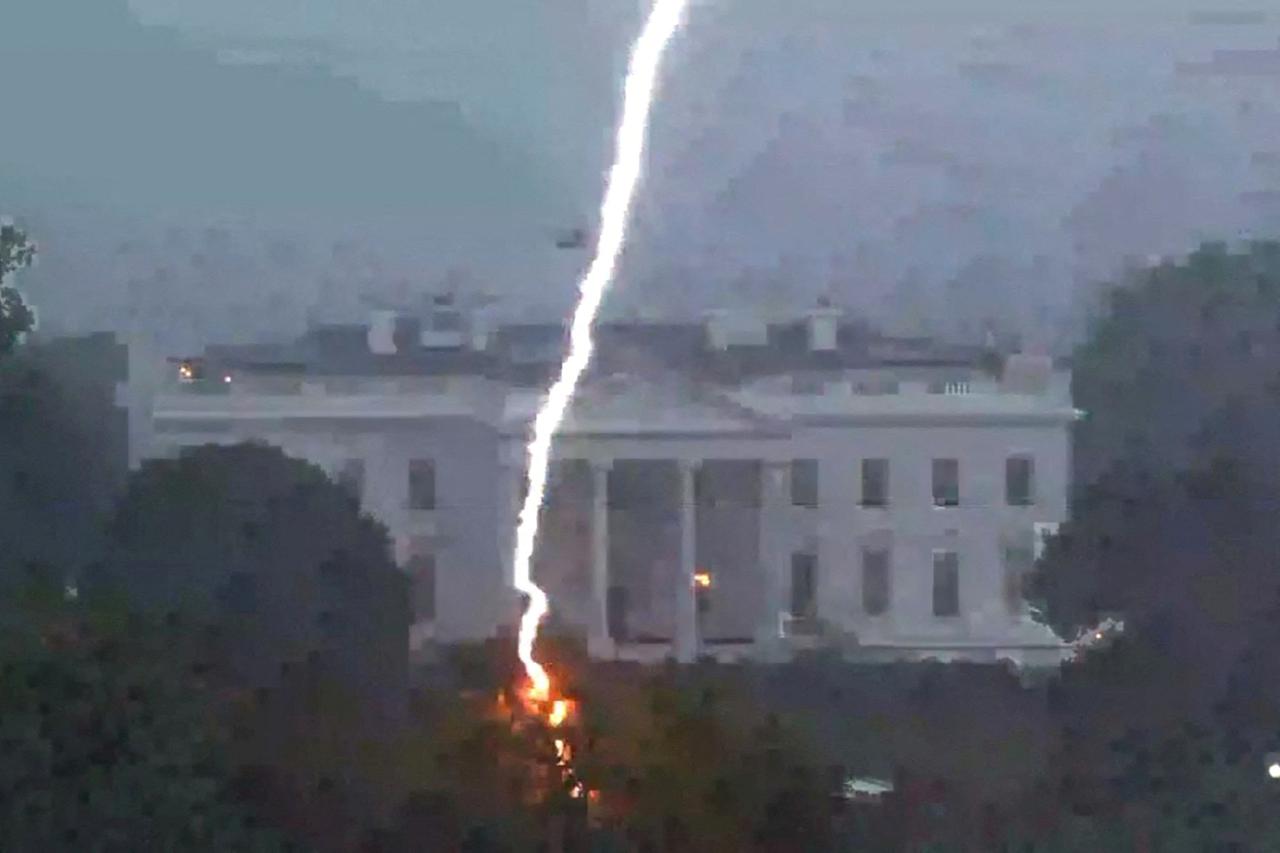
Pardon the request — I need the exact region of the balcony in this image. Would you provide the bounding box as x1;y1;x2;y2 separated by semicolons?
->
153;376;476;422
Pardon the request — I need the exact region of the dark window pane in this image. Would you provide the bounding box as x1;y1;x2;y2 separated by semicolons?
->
791;460;819;508
407;553;436;620
862;548;890;615
932;459;959;507
790;552;817;618
1003;546;1034;612
408;459;436;510
933;551;960;616
337;458;364;502
861;458;889;507
1006;456;1034;506
607;585;629;642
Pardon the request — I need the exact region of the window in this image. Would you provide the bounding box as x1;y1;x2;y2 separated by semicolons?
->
862;548;890;616
1003;545;1034;614
408;459;436;510
1006;455;1035;506
406;537;436;620
790;552;818;618
932;458;960;507
337;458;364;502
932;550;960;617
791;459;819;508
607;585;629;643
1033;522;1059;561
861;458;890;507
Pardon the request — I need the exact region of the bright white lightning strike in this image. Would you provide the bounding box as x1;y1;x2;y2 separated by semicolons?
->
513;0;691;700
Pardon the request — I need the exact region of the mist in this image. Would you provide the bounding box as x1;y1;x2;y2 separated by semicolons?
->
7;0;1280;350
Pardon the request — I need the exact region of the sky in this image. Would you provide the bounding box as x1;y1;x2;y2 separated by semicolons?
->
5;0;1280;351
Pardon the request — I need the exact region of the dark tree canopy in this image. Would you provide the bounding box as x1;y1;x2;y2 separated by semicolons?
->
0;222;37;357
0;337;126;585
1037;242;1280;648
0;582;295;852
91;443;409;710
1072;240;1280;485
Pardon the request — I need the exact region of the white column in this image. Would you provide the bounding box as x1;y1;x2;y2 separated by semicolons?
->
498;448;526;636
588;459;615;658
756;460;791;661
674;459;699;663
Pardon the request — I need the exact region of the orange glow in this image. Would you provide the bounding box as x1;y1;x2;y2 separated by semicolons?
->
694;570;713;589
514;671;583;803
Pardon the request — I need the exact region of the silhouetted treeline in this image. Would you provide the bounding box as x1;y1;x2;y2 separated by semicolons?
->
7;242;1280;849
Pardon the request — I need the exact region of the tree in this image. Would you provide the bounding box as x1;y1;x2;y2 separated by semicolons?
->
89;443;409;712
0;337;125;586
1037;242;1280;652
1071;240;1280;485
0;222;37;356
1016;241;1280;848
572;665;833;852
0;574;297;851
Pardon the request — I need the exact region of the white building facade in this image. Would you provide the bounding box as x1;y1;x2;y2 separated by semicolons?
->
127;304;1074;667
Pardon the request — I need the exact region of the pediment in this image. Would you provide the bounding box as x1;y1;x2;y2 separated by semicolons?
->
560;373;784;436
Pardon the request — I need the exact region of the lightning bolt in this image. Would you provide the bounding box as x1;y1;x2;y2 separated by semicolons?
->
513;0;691;700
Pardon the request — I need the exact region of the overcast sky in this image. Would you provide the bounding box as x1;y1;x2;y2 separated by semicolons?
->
6;0;1280;348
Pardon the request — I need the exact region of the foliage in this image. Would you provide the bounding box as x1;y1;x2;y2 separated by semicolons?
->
0;577;297;852
569;665;832;852
0;222;37;356
89;443;410;710
1038;242;1280;654
0;340;125;586
1071;240;1280;484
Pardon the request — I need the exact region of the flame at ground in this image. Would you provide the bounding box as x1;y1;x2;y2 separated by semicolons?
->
509;0;692;703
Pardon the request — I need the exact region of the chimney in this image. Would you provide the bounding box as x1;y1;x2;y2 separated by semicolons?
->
367;309;398;355
806;299;841;351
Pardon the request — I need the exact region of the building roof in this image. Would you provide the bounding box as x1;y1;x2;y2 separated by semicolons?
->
185;316;987;383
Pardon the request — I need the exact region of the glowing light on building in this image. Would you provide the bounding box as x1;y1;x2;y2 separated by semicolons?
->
511;0;691;702
694;570;713;589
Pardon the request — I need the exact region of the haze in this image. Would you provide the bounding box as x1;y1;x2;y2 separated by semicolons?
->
5;0;1279;351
